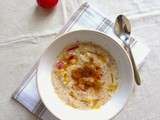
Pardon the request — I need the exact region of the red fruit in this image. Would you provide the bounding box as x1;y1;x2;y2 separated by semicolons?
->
37;0;58;9
67;45;79;52
56;61;65;69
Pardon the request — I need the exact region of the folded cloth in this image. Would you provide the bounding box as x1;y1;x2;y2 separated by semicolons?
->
12;2;150;120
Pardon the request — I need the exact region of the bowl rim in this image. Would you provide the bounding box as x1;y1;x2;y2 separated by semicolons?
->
37;29;134;120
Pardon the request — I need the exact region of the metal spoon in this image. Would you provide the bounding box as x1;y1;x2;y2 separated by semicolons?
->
114;15;141;85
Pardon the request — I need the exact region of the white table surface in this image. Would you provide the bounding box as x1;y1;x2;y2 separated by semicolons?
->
0;0;160;120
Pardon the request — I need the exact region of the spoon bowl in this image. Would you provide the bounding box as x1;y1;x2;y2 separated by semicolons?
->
114;15;131;43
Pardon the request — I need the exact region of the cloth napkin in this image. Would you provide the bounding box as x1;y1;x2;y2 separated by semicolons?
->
12;2;150;120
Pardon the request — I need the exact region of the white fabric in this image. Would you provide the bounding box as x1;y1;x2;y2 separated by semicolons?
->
12;2;149;120
0;0;160;120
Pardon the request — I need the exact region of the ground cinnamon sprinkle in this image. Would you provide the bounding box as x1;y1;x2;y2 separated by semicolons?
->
71;63;102;91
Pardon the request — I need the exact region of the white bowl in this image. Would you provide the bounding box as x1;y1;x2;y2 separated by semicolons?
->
37;30;134;120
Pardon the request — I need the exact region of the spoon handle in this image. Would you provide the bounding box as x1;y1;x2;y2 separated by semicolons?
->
127;45;141;85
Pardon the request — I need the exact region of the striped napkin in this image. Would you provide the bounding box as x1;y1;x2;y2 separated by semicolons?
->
12;2;150;120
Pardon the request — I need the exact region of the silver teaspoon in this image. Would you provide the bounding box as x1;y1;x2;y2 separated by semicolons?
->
114;15;141;85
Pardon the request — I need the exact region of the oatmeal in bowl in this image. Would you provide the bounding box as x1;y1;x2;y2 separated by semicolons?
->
53;42;119;109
